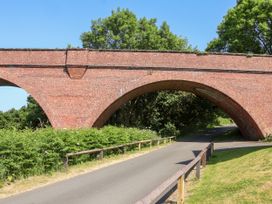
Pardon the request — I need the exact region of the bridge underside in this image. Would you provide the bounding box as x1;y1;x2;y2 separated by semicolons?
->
0;78;18;87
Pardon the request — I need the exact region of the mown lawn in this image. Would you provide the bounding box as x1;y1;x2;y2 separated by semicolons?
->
186;147;272;204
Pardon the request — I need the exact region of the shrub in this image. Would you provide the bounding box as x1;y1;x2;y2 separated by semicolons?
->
0;126;158;183
264;134;272;142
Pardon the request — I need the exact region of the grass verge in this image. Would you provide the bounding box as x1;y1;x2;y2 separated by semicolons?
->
186;146;272;204
0;143;171;199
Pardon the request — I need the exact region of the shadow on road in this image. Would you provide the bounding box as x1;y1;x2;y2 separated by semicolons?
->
176;125;243;143
175;159;193;166
174;125;272;166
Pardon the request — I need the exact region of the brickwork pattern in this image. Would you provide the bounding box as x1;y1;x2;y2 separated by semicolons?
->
0;49;271;140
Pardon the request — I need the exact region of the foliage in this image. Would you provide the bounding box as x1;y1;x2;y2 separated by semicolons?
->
108;91;225;136
81;8;193;51
187;147;272;203
264;134;272;142
0;96;49;130
206;0;272;54
0;126;158;183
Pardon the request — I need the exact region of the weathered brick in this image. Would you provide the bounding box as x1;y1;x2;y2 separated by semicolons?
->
0;49;271;140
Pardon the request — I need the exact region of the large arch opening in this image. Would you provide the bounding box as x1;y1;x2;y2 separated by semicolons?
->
0;78;51;129
93;80;262;140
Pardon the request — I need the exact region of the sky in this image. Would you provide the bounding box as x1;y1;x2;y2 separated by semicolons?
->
0;0;236;111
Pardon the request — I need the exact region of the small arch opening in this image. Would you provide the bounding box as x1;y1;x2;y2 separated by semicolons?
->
0;78;51;129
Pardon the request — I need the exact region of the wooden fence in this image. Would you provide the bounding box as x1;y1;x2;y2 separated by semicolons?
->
64;136;176;167
136;143;214;204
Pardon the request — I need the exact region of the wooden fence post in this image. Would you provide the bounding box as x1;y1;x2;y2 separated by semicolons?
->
207;147;211;160
177;175;185;204
201;152;207;167
196;160;201;179
98;150;104;160
211;143;214;155
123;146;127;154
150;141;152;148
138;142;141;151
64;155;69;168
157;140;160;146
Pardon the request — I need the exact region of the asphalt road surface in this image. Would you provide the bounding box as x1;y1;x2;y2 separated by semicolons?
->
1;126;270;204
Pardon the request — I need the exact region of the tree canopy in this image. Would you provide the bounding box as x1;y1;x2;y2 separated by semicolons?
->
81;8;193;51
206;0;272;54
0;96;49;130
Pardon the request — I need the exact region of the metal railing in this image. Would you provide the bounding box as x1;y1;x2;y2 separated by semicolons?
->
136;143;214;204
63;136;176;167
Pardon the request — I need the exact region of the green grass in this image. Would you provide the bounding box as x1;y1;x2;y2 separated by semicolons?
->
206;116;234;129
187;147;272;204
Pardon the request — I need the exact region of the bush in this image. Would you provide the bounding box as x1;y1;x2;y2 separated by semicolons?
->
0;126;158;183
264;134;272;142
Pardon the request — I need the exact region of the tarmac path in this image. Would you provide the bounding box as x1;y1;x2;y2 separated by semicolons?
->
1;126;270;204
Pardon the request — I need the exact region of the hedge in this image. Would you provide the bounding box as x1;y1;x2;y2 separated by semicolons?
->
0;126;158;184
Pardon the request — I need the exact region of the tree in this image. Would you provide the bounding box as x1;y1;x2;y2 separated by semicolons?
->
24;96;50;128
206;0;272;54
107;91;222;136
0;96;49;130
81;8;192;51
82;8;224;135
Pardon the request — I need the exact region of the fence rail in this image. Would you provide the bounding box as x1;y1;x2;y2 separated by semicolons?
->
64;136;176;167
136;143;214;204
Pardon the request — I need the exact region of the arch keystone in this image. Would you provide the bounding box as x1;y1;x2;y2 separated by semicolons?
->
66;67;87;79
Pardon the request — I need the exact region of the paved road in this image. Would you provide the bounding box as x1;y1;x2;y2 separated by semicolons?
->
1;126;270;204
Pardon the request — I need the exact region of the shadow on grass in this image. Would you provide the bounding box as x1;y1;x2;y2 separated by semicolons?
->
209;146;272;165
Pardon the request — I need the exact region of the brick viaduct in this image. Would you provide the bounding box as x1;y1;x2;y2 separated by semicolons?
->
0;49;271;140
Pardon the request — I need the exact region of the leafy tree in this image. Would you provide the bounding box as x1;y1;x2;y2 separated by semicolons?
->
81;8;192;51
82;9;224;136
107;91;222;136
207;0;272;54
0;96;49;130
24;96;50;128
0;108;27;129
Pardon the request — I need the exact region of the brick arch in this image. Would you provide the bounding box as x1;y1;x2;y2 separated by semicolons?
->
0;76;52;126
0;49;271;139
93;80;262;140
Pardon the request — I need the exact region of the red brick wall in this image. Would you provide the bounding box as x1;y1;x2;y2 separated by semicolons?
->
0;49;271;140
